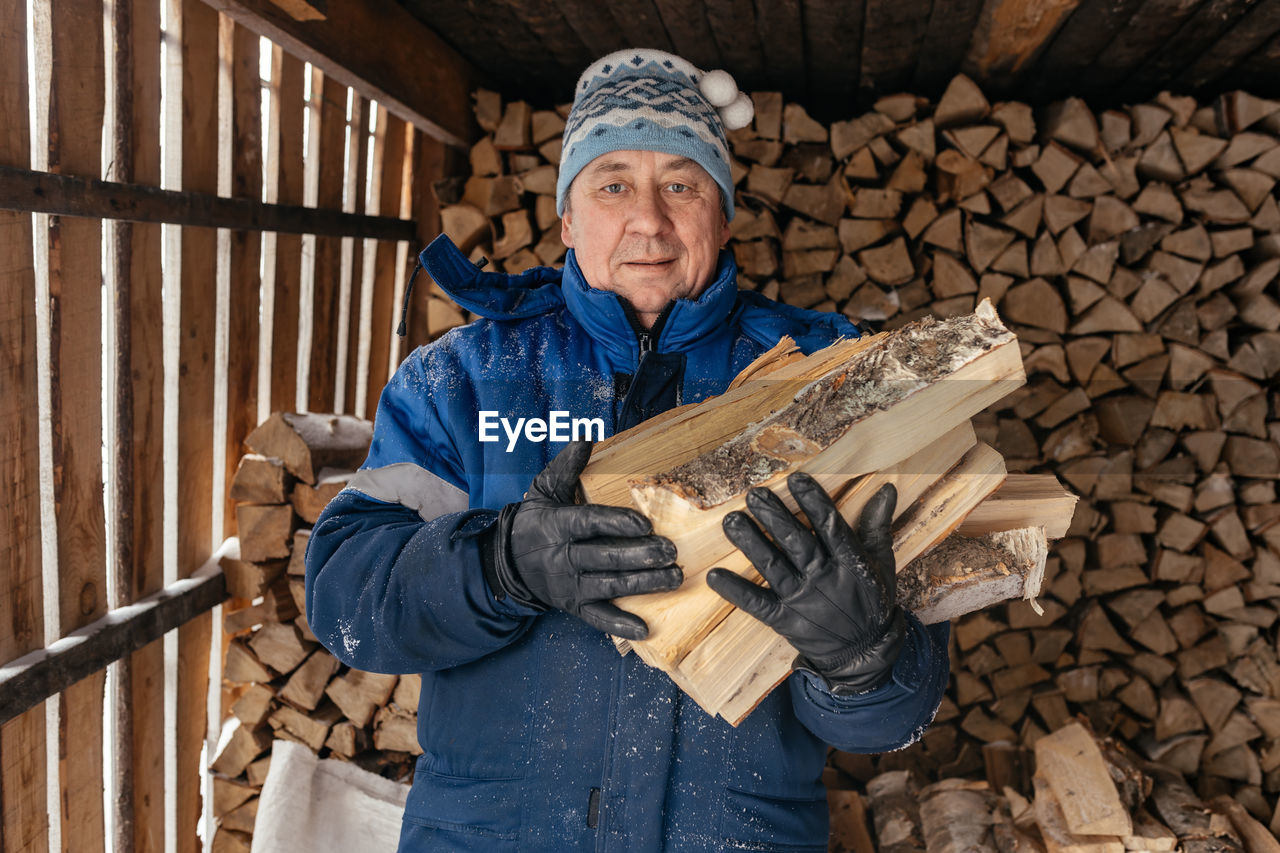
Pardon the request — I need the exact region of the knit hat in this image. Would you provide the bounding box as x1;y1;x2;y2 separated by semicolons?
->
556;49;754;221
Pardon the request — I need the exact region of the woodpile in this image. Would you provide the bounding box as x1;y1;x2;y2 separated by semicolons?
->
211;412;424;853
829;719;1276;853
437;81;1280;830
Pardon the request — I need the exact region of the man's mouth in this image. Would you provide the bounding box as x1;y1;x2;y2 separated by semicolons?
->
626;259;675;266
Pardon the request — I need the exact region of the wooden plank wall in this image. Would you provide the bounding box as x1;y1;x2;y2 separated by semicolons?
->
399;0;1280;116
0;0;465;849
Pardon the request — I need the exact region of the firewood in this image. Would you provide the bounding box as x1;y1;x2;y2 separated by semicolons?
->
859;237;915;284
244;413;372;485
492;100;531;150
372;705;422;754
936;74;990;127
278;649;340;711
839;218;898;253
248;621;312;675
231;683;276;729
225;639;274;684
220;555;287;601
211;720;272;777
782;103;827;144
923;208;964;252
230;454;293;504
270;701;341;752
289;468;350;525
236;504;296;563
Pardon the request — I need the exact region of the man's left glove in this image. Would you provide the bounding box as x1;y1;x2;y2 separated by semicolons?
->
706;474;905;695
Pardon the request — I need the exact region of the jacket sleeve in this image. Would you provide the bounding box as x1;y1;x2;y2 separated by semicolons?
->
788;614;951;752
304;342;539;675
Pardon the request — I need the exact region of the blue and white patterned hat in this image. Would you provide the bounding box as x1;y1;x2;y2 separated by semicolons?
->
556;49;754;220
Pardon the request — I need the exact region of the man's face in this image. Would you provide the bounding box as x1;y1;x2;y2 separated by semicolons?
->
561;150;730;328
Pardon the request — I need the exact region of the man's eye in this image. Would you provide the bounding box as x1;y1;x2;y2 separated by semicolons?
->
604;183;625;194
667;183;689;193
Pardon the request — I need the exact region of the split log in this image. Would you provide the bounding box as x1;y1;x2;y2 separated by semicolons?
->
244;413;372;485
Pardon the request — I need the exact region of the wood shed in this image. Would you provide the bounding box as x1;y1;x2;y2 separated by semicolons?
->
1;0;1279;850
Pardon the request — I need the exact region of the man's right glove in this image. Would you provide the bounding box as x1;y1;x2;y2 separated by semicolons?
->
482;440;682;640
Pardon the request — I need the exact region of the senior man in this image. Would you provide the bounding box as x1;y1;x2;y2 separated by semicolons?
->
306;48;950;852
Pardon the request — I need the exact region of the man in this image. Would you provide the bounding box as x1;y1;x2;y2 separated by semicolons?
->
306;48;950;851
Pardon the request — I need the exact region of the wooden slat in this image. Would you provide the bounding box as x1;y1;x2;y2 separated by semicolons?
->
1118;0;1259;99
495;0;592;72
912;0;986;95
0;166;416;240
1080;0;1208;95
1177;0;1280;88
602;0;677;54
754;0;806;97
0;562;229;726
365;113;408;409
177;3;219;849
224;21;262;536
703;0;765;85
558;1;632;61
0;0;50;848
1220;12;1280;90
45;0;108;847
647;0;722;70
305;74;347;414
352;105;386;420
202;0;475;148
397;0;523;88
267;48;305;415
1025;0;1146;100
125;0;166;849
860;0;935;95
801;0;864;116
337;96;370;415
406;130;450;347
963;0;1082;93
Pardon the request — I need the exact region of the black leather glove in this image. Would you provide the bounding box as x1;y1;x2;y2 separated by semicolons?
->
483;440;682;640
706;474;906;695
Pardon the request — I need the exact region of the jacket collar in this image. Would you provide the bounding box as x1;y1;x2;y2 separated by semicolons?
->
420;234;741;356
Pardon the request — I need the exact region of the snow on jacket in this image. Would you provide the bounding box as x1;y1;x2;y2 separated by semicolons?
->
305;234;951;852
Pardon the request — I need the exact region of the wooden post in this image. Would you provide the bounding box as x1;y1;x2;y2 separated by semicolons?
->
177;1;219;848
266;46;306;415
304;73;348;413
126;0;166;847
0;0;50;848
43;0;109;848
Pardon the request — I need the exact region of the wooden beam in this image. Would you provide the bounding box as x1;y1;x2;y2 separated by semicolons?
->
1118;0;1259;101
0;166;417;240
912;0;987;96
802;0;865;117
1081;0;1209;97
201;0;475;148
1024;0;1145;100
860;0;934;95
963;0;1082;92
0;545;231;727
1176;0;1280;89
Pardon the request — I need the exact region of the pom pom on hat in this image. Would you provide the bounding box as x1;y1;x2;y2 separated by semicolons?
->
720;91;754;131
699;69;738;107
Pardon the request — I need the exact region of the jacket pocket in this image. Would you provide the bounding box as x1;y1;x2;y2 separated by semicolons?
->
420;634;540;780
718;787;829;852
401;764;523;846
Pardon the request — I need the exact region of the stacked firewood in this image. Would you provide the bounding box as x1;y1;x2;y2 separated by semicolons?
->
437;81;1280;832
209;413;424;853
829;720;1278;853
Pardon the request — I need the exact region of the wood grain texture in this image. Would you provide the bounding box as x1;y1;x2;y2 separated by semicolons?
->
913;0;986;95
204;0;476;147
754;0;806;98
365;114;409;409
703;0;764;85
224;22;262;538
0;0;50;849
45;0;109;847
306;73;346;414
268;49;305;415
125;2;165;850
1022;0;1146;100
801;0;865;119
1176;0;1280;88
496;0;592;72
861;0;935;95
177;2;220;849
1118;0;1260;99
340;97;370;415
1080;0;1206;95
648;0;722;70
963;0;1082;94
1221;14;1280;90
603;0;676;54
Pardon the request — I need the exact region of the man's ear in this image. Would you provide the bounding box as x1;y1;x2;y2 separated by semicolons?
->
560;204;575;249
720;210;731;247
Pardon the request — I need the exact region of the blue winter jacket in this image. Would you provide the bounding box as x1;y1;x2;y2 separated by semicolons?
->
305;234;951;852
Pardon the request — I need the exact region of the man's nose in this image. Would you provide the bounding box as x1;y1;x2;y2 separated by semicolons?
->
626;185;673;235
